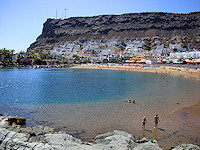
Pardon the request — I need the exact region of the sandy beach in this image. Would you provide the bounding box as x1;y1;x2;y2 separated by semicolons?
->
71;63;200;149
41;100;200;149
72;63;200;81
155;102;200;148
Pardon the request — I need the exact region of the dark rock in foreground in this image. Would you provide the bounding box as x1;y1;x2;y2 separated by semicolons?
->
7;117;26;126
0;115;199;149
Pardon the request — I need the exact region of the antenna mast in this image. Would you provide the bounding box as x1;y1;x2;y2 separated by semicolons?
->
56;9;57;19
64;9;67;18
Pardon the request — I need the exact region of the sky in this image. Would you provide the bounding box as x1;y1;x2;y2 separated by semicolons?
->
0;0;199;53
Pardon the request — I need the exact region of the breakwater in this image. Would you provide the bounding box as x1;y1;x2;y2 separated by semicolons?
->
0;63;76;68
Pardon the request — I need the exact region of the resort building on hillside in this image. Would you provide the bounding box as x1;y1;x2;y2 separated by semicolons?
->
170;51;200;59
169;44;182;50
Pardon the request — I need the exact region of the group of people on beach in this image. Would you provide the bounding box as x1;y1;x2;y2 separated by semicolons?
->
124;100;160;129
142;114;160;130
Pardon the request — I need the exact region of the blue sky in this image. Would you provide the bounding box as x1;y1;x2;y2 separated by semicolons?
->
0;0;199;53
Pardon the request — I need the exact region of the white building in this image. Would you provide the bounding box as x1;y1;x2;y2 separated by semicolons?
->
169;44;182;50
170;51;200;59
99;50;118;61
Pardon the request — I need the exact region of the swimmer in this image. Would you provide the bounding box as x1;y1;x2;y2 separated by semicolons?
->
132;100;135;104
124;100;131;103
142;116;147;130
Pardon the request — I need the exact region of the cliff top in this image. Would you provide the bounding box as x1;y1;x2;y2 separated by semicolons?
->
28;12;200;52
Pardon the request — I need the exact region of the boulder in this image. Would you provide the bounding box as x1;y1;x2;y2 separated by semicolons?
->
133;141;162;150
6;116;26;126
92;130;136;149
173;144;200;150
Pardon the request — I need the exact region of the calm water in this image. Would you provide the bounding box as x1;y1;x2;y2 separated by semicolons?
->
0;68;200;140
1;67;199;105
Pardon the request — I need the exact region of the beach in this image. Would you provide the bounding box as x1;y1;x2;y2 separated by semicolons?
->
71;63;200;148
0;66;199;149
72;63;200;81
31;100;200;149
153;102;200;148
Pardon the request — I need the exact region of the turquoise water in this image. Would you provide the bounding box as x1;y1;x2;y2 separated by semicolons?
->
0;67;161;105
1;68;199;106
0;68;200;139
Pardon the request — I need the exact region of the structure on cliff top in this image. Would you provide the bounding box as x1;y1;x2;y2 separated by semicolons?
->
27;12;200;52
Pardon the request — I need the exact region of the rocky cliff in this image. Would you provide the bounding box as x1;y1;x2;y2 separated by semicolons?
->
27;12;200;52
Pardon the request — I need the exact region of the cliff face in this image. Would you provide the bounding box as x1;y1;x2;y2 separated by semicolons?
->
27;12;200;52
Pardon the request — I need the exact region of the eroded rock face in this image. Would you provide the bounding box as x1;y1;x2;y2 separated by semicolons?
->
27;12;200;52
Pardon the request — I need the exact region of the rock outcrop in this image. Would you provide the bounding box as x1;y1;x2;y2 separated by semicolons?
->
0;127;162;150
0;115;199;149
173;144;200;150
27;12;200;52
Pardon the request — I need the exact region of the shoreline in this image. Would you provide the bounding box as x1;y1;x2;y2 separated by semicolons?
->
1;116;198;150
176;102;200;128
71;63;200;148
157;101;200;148
0;64;76;69
72;63;200;81
0;101;199;149
0;65;199;149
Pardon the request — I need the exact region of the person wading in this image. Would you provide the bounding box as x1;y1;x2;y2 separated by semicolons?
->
154;114;160;129
142;116;147;130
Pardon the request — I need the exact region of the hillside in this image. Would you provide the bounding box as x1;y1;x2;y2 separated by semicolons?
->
27;12;200;52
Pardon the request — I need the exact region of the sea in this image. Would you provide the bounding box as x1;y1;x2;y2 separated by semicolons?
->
0;67;200;141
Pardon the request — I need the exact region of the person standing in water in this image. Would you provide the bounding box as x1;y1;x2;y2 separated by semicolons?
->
154;114;160;129
142;116;147;130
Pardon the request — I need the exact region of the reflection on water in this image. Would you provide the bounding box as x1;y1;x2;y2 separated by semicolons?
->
142;128;146;138
153;128;158;140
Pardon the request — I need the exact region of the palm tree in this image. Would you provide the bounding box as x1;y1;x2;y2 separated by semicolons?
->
0;48;12;62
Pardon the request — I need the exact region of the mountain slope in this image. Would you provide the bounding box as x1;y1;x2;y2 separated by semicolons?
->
27;12;200;52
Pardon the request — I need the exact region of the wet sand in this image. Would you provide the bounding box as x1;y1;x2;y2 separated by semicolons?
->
154;102;200;149
26;99;200;149
177;102;200;128
72;64;200;81
70;64;200;149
